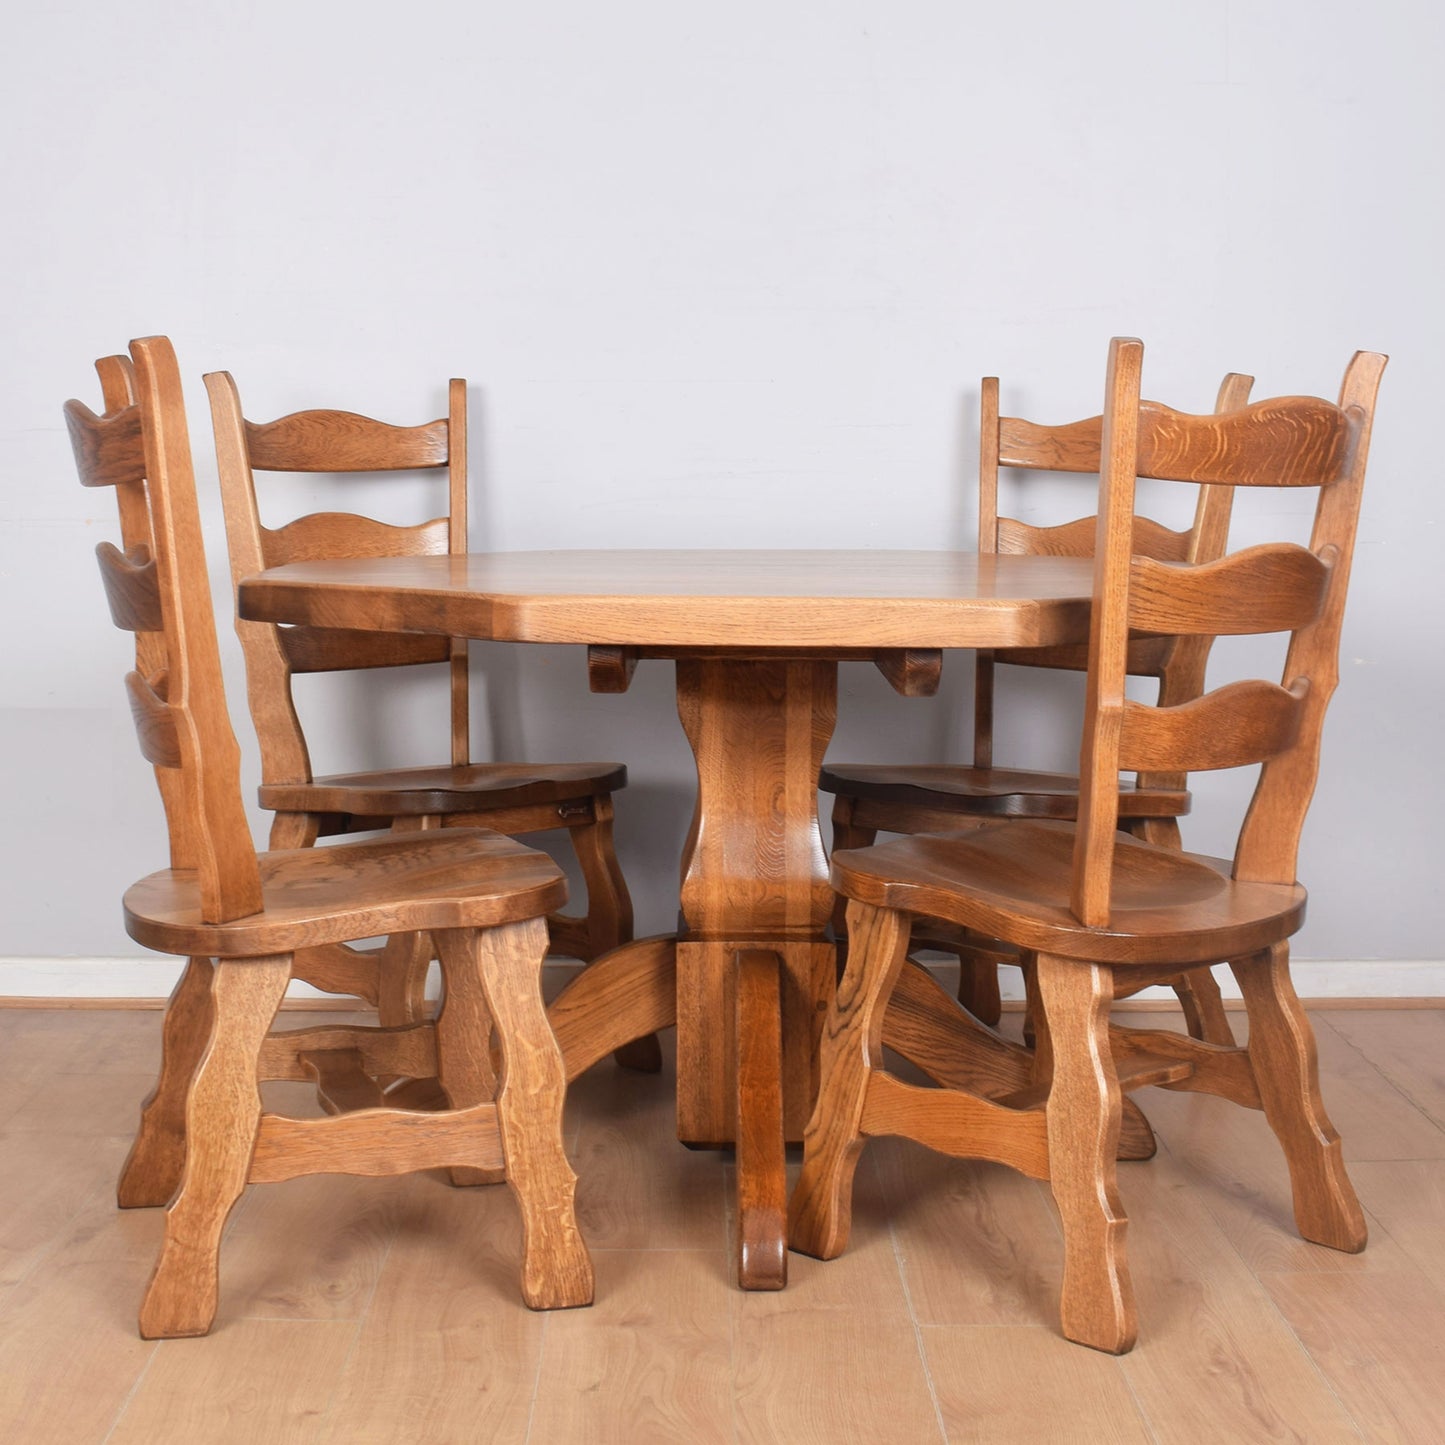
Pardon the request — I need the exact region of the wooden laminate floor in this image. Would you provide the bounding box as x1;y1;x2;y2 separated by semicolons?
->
1;985;1443;1444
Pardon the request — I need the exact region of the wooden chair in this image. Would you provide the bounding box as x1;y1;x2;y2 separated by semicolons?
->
822;371;1253;1041
791;337;1385;1353
66;336;593;1337
205;368;645;1052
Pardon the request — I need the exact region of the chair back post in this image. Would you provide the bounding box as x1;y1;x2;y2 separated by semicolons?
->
207;371;469;789
206;369;313;788
972;376;1000;769
1069;338;1144;926
1234;350;1387;882
447;377;470;768
69;337;264;921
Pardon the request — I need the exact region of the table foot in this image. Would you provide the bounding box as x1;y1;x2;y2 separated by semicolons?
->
735;950;787;1290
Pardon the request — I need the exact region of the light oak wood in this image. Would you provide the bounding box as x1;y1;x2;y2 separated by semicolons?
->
66;337;594;1335
206;368;639;1037
801;339;1386;1352
4;1006;1441;1442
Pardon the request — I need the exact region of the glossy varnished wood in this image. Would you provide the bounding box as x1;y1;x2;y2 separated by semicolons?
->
6;1004;1445;1442
240;549;1098;648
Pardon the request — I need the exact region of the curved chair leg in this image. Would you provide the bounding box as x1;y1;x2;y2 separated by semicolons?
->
267;811;320;849
1174;966;1236;1047
953;939;1004;1026
790;900;910;1261
139;955;290;1339
1230;943;1366;1252
827;797;877;951
1122;820;1236;1047
442;919;594;1309
118;956;214;1209
375;927;434;1028
435;938;505;1190
570;797;660;1074
1027;952;1155;1162
372;817;442;1028
1036;953;1136;1354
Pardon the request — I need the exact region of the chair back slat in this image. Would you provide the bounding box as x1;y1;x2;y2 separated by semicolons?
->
262;513;449;568
125;669;183;768
96;540;164;633
68;338;264;921
997;514;1189;561
70;405;147;489
1118;680;1306;774
997;414;1104;473
281;626;452;675
972;371;1251;774
1069;340;1386;924
1127;545;1331;636
244;411;450;472
1136;397;1351;487
207;370;471;787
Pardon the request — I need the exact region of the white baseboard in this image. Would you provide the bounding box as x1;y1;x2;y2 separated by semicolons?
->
1;955;1442;1003
993;958;1445;1003
0;957;375;1002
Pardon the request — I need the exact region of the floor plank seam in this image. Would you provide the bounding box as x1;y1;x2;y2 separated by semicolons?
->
1249;1276;1370;1443
877;1151;950;1444
1316;1014;1445;1140
521;1304;550;1444
97;1335;161;1445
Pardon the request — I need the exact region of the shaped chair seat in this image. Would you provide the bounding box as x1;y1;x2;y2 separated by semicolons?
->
124;827;565;957
818;763;1188;822
67;337;594;1338
261;760;628;819
833;820;1305;967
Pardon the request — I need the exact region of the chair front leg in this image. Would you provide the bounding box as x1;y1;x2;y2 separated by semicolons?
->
1036;952;1136;1354
569;798;660;1073
568;795;634;958
789;899;910;1261
1172;966;1236;1047
434;931;505;1189
118;956;214;1209
827;797;877;949
139;954;290;1339
440;919;594;1310
1230;942;1365;1252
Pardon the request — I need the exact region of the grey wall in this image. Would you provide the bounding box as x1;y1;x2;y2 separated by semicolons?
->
3;1;1441;970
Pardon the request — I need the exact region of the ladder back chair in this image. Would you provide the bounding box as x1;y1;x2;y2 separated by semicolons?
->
823;370;1252;1039
67;336;593;1337
206;368;646;1054
792;337;1385;1354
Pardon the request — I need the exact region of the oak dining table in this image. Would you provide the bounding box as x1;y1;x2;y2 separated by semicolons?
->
239;548;1097;1289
